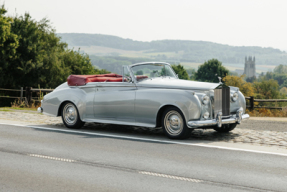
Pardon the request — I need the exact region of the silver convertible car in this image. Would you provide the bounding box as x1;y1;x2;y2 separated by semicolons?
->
38;62;249;139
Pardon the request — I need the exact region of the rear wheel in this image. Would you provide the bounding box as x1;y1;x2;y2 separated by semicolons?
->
161;107;191;139
61;102;85;129
213;124;237;133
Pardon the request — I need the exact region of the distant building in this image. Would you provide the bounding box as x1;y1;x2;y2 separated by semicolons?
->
244;56;256;78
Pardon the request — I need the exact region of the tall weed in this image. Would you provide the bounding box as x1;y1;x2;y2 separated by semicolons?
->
247;108;287;117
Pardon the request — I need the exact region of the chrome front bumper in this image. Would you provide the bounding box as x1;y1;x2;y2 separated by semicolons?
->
187;109;249;128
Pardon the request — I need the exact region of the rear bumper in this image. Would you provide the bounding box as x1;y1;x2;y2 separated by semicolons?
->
37;107;43;113
187;108;249;128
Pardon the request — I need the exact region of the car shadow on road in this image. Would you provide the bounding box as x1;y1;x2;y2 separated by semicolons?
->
29;122;241;143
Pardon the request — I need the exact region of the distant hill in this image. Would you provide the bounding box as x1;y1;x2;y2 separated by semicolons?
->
58;33;287;66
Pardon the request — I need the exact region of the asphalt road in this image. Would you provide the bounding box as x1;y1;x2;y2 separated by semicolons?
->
1;124;287;192
238;119;287;132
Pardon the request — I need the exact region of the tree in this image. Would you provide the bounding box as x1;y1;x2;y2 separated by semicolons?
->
0;8;105;89
274;64;287;74
0;5;19;87
195;59;229;83
273;73;287;88
7;14;68;88
257;64;287;88
186;68;196;80
245;76;256;83
171;64;189;80
280;80;287;89
280;87;287;96
253;79;280;99
223;75;254;96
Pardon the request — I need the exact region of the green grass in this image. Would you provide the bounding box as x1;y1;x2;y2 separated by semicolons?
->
0;107;36;111
0;109;10;112
11;107;36;111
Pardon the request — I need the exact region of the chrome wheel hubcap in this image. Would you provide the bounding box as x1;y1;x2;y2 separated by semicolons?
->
63;103;77;125
164;111;183;136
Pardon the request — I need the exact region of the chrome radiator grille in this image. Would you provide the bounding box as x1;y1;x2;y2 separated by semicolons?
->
214;86;230;117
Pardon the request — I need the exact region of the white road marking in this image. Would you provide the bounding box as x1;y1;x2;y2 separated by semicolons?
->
29;154;75;162
139;171;203;183
1;122;287;157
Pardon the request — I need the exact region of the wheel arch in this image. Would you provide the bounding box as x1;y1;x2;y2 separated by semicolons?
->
156;104;186;127
57;100;77;117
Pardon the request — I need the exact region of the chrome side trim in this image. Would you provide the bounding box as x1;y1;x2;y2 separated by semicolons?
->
83;118;155;128
130;62;171;67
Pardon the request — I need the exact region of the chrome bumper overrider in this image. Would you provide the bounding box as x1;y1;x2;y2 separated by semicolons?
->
187;109;249;128
37;107;43;113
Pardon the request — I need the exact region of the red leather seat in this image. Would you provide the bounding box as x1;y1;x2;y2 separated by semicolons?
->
67;73;123;86
136;75;148;81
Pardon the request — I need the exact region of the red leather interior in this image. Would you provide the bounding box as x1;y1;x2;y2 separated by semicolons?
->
67;73;122;86
67;74;149;86
136;75;148;81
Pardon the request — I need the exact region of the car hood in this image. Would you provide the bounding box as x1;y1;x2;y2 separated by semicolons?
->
137;78;220;90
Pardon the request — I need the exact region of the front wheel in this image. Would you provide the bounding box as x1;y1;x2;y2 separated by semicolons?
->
213;124;237;133
161;107;191;139
61;102;85;129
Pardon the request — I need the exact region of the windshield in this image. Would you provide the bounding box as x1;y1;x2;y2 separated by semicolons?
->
130;64;177;81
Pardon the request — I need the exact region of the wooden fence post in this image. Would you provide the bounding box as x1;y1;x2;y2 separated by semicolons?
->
25;87;32;105
250;96;254;110
20;87;23;101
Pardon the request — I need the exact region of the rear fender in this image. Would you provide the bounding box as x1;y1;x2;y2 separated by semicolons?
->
42;88;86;120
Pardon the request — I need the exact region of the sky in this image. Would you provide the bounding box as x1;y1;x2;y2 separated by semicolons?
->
2;0;287;51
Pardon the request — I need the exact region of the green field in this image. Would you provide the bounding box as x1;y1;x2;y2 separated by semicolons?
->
73;45;278;73
73;45;183;59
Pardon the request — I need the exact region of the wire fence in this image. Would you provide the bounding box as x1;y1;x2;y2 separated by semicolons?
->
0;87;54;106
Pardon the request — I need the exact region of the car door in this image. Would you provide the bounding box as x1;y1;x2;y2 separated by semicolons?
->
93;82;136;122
93;66;136;122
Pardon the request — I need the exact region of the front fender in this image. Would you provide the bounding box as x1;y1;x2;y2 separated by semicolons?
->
135;88;201;126
238;91;246;113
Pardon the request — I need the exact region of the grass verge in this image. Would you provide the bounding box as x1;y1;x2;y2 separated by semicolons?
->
0;107;37;111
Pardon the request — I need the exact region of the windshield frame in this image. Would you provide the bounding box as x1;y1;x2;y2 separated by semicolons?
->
129;62;178;82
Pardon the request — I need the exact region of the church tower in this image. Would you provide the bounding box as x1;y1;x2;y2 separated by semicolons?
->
244;56;256;78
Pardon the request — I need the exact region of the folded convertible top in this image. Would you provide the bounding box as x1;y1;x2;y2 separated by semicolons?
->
67;73;122;86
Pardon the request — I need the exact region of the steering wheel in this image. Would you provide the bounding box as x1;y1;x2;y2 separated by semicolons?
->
124;76;132;82
153;70;160;77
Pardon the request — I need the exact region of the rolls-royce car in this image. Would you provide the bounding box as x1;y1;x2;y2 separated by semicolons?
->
38;62;249;139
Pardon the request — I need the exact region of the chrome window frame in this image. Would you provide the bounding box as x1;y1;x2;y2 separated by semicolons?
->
122;65;136;83
129;62;178;83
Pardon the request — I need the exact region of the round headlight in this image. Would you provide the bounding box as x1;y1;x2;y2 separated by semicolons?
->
202;95;210;105
231;92;239;102
203;112;210;119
